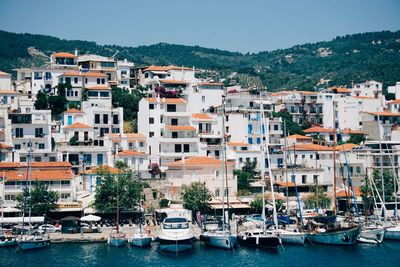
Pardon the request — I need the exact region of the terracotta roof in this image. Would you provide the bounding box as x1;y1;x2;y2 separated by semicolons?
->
159;79;188;85
331;87;352;93
336;143;360;152
64;122;92;129
61;71;107;78
286;144;337;151
341;128;363;134
4;170;73;181
53;52;77;59
0;71;11;77
336;187;361;198
304;125;334;133
364;111;400;117
145;98;187;104
287;134;312;140
227;142;249;147
144;65;192;72
165;125;196;131
117;150;146;157
85;165;119;175
0;162;21;168
0;90;18;94
167;156;233;167
0;162;71;169
0;143;11;149
353;96;376;99
64;108;84;114
275;182;296;187
388;99;400;104
87;85;111;90
191;113;212;121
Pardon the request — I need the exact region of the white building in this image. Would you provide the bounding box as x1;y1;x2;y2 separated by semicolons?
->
0;71;12;90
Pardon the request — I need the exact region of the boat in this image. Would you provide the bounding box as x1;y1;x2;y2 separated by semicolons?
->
108;229;127;247
157;217;195;253
385;225;400;240
358;226;385;244
267;228;305;245
17;142;50;251
200;99;237;250
0;233;18;247
238;228;281;249
17;233;50;251
306;225;360;245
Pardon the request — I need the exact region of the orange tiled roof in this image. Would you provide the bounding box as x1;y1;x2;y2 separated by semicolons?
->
117;150;146;157
304;125;334;133
336;187;362;198
64;108;84;114
167;156;233;167
87;85;111;90
353;96;376;99
365;111;400;117
165;125;196;131
4;170;73;181
287;134;312;140
159;79;188;85
331;87;352;93
53;52;77;58
341;128;363;134
31;162;72;168
0;162;21;168
286;144;337;151
0;143;11;149
388;99;400;104
61;71;107;78
0;90;18;94
85;165;120;175
227;142;249;147
191;113;212;121
336;143;360;152
145;98;187;104
64;122;92;129
275;182;296;187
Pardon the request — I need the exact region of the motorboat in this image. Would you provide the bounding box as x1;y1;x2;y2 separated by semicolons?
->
238;228;281;249
157;217;195;253
200;229;237;249
17;233;50;251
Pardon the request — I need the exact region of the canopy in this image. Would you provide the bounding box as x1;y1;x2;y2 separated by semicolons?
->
0;206;21;212
80;214;101;222
60;216;80;221
0;216;44;223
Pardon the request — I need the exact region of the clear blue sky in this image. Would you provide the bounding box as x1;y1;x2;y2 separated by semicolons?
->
0;0;399;53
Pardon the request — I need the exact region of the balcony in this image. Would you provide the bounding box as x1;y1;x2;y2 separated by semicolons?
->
160;151;198;158
159;137;198;143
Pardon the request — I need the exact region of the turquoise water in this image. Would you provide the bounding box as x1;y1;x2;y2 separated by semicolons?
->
1;241;400;267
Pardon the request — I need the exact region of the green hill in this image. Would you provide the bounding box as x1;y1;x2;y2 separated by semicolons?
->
0;29;399;90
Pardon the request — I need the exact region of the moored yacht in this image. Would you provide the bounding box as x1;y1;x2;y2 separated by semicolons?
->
157;217;195;253
17;233;50;251
200;229;237;250
238;228;281;249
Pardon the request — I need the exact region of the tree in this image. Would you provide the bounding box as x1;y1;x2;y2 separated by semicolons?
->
16;181;59;215
234;159;260;193
385;92;396;101
273;110;304;135
34;91;48;110
303;186;331;209
346;134;366;144
361;170;396;204
111;86;147;121
48;83;68;117
94;167;142;213
250;195;263;213
181;182;212;213
159;198;169;208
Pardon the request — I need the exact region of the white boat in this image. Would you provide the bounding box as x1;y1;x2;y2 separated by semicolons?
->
108;230;127;247
157;217;195;253
385;225;400;240
130;232;152;248
17;234;50;251
267;228;305;245
358;225;385;244
306;226;360;245
200;229;237;249
238;228;281;249
0;234;18;247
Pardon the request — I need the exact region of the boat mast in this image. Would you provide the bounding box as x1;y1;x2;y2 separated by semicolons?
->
221;95;227;230
259;96;266;232
377;116;386;220
332;102;337;213
283;120;289;214
137;158;143;235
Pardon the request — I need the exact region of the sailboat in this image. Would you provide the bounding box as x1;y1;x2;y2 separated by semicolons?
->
200;95;237;250
238;98;281;249
129;168;152;248
108;171;126;247
17;142;50;251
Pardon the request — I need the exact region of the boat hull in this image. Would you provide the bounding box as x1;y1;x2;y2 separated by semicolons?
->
200;232;237;249
358;228;385;244
238;235;281;249
278;231;305;245
158;238;194;253
306;227;360;246
130;236;152;248
17;240;50;251
0;238;18;247
108;237;127;247
385;226;400;240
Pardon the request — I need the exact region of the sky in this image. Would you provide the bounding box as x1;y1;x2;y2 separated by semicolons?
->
0;0;399;53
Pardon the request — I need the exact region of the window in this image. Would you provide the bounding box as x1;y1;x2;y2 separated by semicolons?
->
38;143;45;149
172;132;178;138
100;91;109;97
49;157;56;162
149;132;154;137
34;157;41;162
97;78;101;84
113;115;118;124
14;144;21;150
101;78;105;84
149;117;154;124
302;175;307;184
215;189;220;197
356;166;361;174
248;138;253;144
215;150;220;157
15;128;24;138
74;77;78;84
274;125;279;131
171;118;178;125
95;114;100;124
239;158;243;163
149;104;154;110
103;114;108;124
291;175;295;183
35;128;43;138
256;138;261;144
84;131;89;141
202;96;206;103
167;104;176;112
83;154;92;165
20;157;26;162
184;144;190;153
174;144;182;153
139;142;144;147
65;77;71;84
216;170;220;178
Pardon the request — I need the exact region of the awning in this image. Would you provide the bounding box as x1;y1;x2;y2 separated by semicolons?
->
1;216;44;223
81;214;101;222
0;206;21;212
230;203;250;209
209;204;229;210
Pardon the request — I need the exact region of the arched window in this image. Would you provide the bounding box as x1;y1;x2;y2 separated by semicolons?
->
215;189;220;197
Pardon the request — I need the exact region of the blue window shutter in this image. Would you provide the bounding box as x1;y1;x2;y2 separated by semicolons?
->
248;138;253;144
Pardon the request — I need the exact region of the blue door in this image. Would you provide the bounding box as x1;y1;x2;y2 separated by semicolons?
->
97;154;103;165
67;116;73;125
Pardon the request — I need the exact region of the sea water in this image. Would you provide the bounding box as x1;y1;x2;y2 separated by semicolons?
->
1;241;400;267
